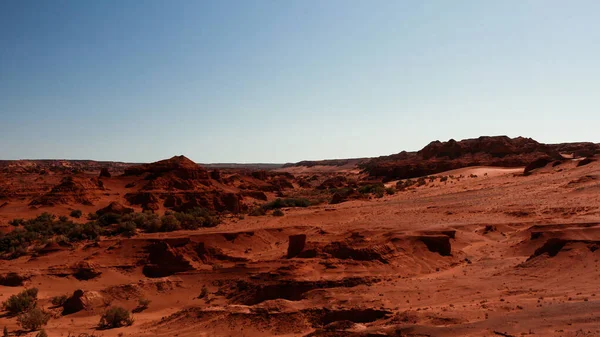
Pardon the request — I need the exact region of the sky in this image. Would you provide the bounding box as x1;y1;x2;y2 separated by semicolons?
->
1;0;599;163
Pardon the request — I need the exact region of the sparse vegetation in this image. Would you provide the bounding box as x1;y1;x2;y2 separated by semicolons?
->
2;288;38;315
3;326;8;337
36;330;48;337
0;207;221;257
17;308;50;331
261;198;310;210
8;219;24;227
385;187;395;195
50;295;68;307
133;297;151;313
69;209;83;218
99;306;133;329
396;179;416;191
272;209;284;216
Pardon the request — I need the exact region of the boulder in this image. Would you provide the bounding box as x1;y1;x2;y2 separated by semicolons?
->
62;290;105;315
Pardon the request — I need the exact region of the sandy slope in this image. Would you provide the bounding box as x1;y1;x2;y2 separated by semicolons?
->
1;159;600;336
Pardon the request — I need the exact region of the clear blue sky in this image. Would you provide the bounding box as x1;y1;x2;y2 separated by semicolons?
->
1;1;599;163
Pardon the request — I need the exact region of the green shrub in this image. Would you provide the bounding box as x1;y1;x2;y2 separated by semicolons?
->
8;219;24;227
98;306;133;329
272;209;284;217
17;308;50;331
358;183;385;195
70;210;83;218
50;295;68;307
160;215;181;232
114;221;137;237
261;198;310;210
2;288;38;315
97;213;122;226
138;297;151;309
385;187;395;195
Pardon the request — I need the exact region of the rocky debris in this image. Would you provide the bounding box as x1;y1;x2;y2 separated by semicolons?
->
99;167;111;178
96;201;134;216
62;289;105;315
287;234;307;258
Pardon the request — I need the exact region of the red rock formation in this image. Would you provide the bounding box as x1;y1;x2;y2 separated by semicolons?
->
361;136;563;181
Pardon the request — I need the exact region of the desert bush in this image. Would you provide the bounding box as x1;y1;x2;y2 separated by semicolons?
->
260;198;310;210
385;187;395;195
160;215;181;232
96;212;122;226
17;308;50;331
440;176;448;182
2;288;38;315
272;209;284;217
138;297;151;309
98;306;133;329
50;295;68;307
113;221;137;237
8;219;24;227
133;297;151;313
36;330;48;337
70;210;83;218
167;208;219;230
3;326;8;337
